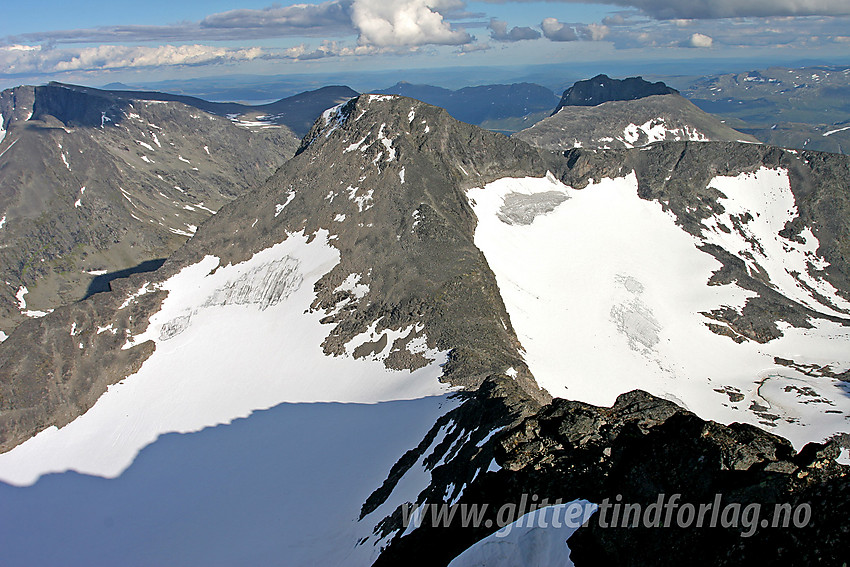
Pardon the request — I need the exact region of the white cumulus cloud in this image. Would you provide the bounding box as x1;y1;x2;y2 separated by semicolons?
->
541;18;609;42
584;23;610;40
541;18;579;41
685;32;713;47
351;0;471;46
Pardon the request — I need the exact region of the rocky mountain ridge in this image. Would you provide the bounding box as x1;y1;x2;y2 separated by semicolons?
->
0;83;307;337
516;93;759;150
0;93;848;565
49;82;359;137
376;389;850;566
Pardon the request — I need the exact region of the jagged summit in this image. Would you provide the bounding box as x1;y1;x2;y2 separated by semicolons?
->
553;74;678;113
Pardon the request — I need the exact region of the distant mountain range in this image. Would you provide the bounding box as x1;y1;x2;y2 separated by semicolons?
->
99;63;850;155
53;82;359;137
683;66;850;154
374;81;558;133
373;69;850;154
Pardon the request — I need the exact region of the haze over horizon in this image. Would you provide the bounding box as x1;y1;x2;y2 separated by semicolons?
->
3;0;850;92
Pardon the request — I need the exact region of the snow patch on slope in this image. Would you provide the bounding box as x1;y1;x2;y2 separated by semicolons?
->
377;123;396;162
320;100;353;139
274;189;296;217
13;286;50;318
74;186;85;208
0;230;450;486
702;167;850;318
823;125;850;137
620;118;708;148
336;272;370;299
469;173;850;448
348;185;374;212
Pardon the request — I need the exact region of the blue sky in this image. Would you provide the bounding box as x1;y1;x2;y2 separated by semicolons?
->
0;1;611;36
2;0;850;89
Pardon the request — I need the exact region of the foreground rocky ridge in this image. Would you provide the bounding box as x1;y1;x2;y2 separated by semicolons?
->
375;389;849;566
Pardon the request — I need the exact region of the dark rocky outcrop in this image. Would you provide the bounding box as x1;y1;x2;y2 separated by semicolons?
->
553;74;679;113
375;390;850;566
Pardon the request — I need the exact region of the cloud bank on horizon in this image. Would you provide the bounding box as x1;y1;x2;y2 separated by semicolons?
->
551;0;850;19
2;0;850;82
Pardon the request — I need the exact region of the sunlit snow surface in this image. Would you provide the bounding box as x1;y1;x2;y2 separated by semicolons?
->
469;171;850;449
0;230;454;564
620;118;708;148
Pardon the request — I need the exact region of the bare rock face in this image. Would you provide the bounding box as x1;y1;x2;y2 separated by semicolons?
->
517;94;759;150
0;83;302;336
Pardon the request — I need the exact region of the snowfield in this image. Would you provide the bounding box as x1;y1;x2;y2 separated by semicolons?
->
0;229;455;564
0;230;450;484
0;396;456;566
468;171;850;449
